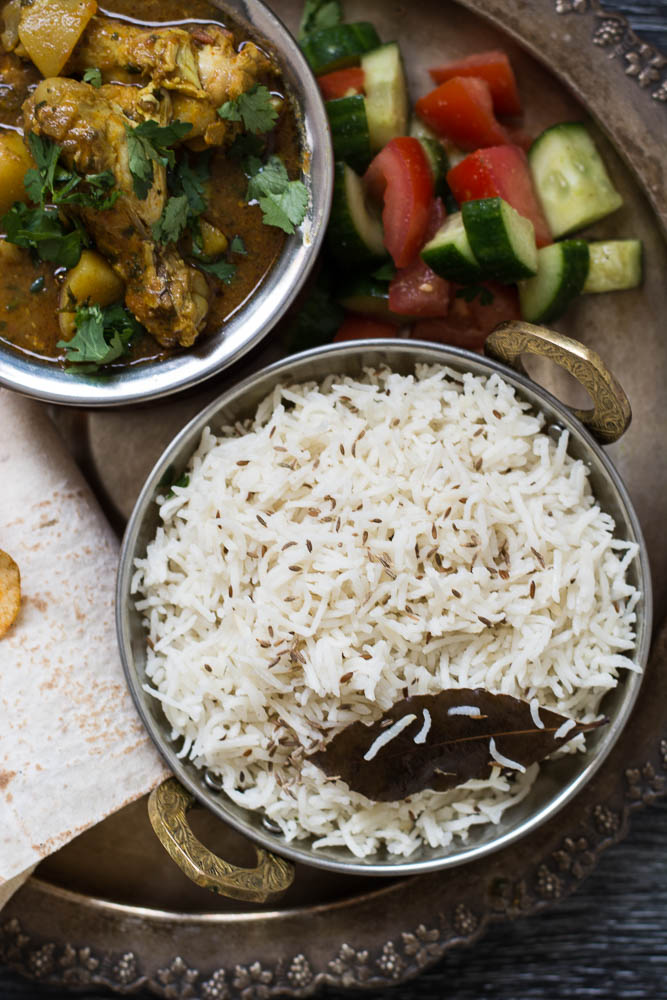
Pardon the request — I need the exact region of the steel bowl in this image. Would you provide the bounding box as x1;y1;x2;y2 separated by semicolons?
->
116;328;652;898
0;0;332;408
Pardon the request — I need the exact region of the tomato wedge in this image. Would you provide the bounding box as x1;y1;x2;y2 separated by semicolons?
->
318;67;365;101
414;77;509;151
388;199;449;317
429;51;521;117
364;137;434;269
389;260;449;317
334;313;397;342
447;145;552;247
411;282;520;351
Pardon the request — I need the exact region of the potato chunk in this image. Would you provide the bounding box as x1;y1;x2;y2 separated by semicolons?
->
18;0;97;78
199;220;228;257
0;131;34;216
59;250;125;340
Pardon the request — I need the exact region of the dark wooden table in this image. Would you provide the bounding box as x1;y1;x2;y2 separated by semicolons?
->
2;3;666;999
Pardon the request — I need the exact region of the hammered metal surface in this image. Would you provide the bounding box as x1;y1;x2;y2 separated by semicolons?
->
3;0;666;994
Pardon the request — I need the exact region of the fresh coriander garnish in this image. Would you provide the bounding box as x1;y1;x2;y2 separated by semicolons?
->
230;235;247;255
167;472;190;498
24;134;119;210
2;202;84;268
57;302;144;372
152;194;190;245
228;132;266;161
194;257;236;284
152;152;211;246
218;84;278;135
455;285;495;306
298;0;342;39
245;155;308;235
83;66;102;88
124;119;192;200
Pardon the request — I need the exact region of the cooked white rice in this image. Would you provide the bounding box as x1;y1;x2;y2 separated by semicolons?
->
133;364;640;858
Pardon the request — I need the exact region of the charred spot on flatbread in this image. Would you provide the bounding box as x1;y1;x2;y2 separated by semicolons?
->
0;550;21;637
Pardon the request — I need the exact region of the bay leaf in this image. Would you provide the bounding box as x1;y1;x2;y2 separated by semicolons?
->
310;689;606;802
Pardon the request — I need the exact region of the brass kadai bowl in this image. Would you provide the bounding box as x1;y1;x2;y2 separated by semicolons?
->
116;323;652;901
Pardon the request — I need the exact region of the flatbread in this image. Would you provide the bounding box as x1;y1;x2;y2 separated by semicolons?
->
0;389;168;906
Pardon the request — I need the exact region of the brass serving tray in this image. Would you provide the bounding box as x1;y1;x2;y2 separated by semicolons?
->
2;0;667;994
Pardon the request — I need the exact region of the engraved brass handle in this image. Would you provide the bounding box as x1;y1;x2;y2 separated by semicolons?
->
484;321;631;445
148;778;295;902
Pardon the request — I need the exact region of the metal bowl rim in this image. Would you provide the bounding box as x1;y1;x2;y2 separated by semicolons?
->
0;0;333;408
116;337;653;877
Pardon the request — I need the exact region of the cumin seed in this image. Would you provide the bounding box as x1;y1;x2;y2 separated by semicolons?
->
308;508;320;517
474;427;484;437
340;671;353;683
243;748;252;757
478;615;492;627
431;523;437;539
282;541;296;550
362;530;369;544
258;640;271;648
339;443;345;456
444;507;452;519
288;565;302;572
452;588;461;598
306;539;312;552
531;546;546;568
530;580;536;598
493;409;502;419
371;518;382;524
474;458;483;471
269;425;276;438
256;514;267;527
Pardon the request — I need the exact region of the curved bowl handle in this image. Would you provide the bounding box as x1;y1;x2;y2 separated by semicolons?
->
148;778;295;902
485;321;631;445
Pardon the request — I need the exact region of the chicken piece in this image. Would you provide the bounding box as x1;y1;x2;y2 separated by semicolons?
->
67;16;276;108
23;78;209;348
98;82;173;126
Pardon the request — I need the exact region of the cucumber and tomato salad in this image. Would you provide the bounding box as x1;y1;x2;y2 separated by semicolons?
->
298;3;643;346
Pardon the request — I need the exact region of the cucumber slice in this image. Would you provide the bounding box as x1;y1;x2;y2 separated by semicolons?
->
361;42;409;151
462;197;538;282
327;161;387;266
421;212;481;283
409;119;459;211
301;23;381;75
519;240;590;323
583;239;643;293
326;95;372;173
529;122;623;238
337;276;399;320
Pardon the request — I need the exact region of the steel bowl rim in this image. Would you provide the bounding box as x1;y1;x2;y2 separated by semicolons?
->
0;0;333;408
116;337;653;877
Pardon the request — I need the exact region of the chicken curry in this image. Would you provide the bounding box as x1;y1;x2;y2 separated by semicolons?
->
0;0;304;373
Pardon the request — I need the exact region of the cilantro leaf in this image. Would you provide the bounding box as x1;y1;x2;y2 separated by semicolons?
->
246;155;308;235
228;131;266;161
83;66;102;88
195;257;236;284
455;284;495;306
57;302;144;371
298;0;342;39
152;194;190;245
168;152;210;217
230;235;247;255
23;133;119;209
2;202;84;268
218;84;278;135
124;119;192;200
